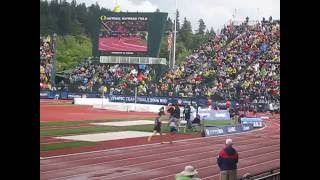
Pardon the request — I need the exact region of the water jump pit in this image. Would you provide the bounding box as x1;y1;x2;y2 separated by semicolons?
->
90;120;154;126
55;131;154;142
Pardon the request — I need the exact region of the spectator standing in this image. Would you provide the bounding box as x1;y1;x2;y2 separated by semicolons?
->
192;114;201;125
226;100;231;110
217;139;239;180
269;102;274;116
208;98;213;109
183;104;192;128
174;104;181;125
175;166;201;180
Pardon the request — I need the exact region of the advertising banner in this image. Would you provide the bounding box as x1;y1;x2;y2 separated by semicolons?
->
204;124;254;137
241;117;264;128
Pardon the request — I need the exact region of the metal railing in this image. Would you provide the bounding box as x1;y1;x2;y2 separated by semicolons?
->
238;167;280;180
100;56;167;65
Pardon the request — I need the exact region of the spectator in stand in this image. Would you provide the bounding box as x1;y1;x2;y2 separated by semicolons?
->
217;139;239;180
226;100;231;111
64;19;279;107
40;36;55;91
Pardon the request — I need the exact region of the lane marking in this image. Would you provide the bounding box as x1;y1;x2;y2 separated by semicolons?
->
41;122;270;160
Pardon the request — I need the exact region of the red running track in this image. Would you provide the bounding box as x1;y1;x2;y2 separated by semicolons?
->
40;104;156;122
99;37;147;52
40;115;280;180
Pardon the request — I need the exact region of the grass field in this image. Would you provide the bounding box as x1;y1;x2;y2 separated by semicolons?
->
40;141;96;151
40;119;234;151
40;120;234;137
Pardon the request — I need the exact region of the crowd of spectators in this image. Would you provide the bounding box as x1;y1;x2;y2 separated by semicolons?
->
57;18;280;106
68;59;154;95
216;20;280;104
152;19;280;105
40;36;55;90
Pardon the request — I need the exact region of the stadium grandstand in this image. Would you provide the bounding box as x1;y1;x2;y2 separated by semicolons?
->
41;18;279;112
40;35;56;91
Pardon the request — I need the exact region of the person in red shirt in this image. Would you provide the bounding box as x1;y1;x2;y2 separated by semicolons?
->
226;100;231;110
217;139;239;180
208;98;213;109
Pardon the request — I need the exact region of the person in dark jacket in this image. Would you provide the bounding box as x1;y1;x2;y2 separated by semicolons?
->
174;104;181;119
183;104;192;128
192;114;201;125
174;104;181;125
217;139;238;180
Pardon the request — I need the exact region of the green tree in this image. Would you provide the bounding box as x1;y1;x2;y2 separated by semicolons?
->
58;2;72;35
166;17;173;32
209;27;216;37
197;18;206;35
269;16;273;22
176;9;181;32
40;0;49;35
191;34;208;50
75;3;88;26
86;3;101;56
245;16;249;23
159;36;169;60
56;35;92;71
46;14;59;35
179;17;193;50
176;44;191;65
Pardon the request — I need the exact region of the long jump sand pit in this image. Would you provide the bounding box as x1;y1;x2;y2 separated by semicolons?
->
55;131;154;142
90;120;154;126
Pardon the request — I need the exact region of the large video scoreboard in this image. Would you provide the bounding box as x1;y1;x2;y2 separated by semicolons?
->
98;12;167;57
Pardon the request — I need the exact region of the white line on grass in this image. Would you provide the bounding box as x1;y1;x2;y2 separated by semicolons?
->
41;122;269;160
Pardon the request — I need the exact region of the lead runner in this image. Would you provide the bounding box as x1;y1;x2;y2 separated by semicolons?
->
147;111;165;143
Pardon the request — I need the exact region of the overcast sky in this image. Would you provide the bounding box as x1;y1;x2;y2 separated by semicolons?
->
67;0;280;32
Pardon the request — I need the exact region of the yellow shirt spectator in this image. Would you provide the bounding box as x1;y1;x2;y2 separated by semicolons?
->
103;86;108;93
40;66;45;74
232;68;237;75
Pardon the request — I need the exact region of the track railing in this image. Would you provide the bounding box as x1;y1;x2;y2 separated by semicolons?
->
238;167;280;180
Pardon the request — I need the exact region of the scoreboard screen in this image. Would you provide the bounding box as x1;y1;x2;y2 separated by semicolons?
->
97;12;167;57
99;15;149;55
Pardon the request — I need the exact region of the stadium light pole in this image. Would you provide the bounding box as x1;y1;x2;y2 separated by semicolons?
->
172;0;177;69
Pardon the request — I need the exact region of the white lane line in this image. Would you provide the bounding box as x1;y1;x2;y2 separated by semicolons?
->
201;158;280;180
41;129;276;167
50;149;279;180
150;152;280;180
41;139;279;174
41;123;269;160
100;151;280;180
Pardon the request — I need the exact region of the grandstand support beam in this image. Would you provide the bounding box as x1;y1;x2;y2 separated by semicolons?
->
51;33;57;87
172;0;177;69
134;86;137;104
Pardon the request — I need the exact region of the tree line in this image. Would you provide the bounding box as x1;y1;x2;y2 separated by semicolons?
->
160;10;216;65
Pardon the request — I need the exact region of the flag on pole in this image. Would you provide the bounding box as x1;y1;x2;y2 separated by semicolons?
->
167;32;173;51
